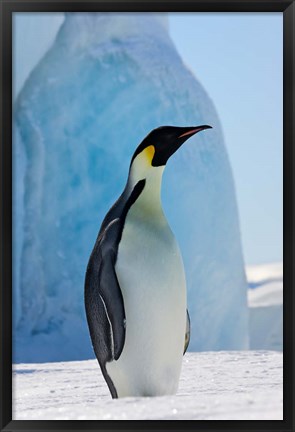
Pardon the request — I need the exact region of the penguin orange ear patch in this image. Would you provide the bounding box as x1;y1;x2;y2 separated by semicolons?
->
144;145;155;165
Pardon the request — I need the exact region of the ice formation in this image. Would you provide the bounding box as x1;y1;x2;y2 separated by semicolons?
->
13;13;248;362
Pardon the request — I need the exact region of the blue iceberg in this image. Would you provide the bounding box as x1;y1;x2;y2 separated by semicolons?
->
13;13;248;362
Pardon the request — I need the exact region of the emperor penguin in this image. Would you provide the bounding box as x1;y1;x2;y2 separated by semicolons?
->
85;125;212;398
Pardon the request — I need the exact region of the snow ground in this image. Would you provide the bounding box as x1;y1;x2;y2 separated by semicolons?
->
13;351;282;420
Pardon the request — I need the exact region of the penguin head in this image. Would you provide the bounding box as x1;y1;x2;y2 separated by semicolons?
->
129;125;212;181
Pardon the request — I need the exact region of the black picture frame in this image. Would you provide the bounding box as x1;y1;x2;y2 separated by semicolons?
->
1;1;294;431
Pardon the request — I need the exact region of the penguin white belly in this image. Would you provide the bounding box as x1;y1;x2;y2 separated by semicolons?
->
106;212;187;398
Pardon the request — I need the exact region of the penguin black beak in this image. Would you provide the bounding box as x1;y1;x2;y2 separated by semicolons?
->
178;125;212;140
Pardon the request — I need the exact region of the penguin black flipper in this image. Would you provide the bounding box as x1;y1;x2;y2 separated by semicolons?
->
184;309;190;354
98;218;126;359
85;218;126;365
85;180;147;398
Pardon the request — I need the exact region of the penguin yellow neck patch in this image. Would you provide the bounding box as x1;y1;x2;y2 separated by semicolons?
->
131;145;157;182
143;145;155;165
